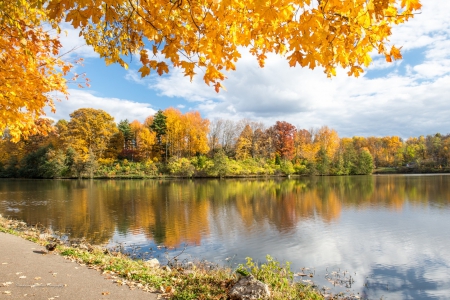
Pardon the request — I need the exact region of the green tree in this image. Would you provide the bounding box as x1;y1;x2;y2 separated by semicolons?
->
118;119;133;149
355;149;374;175
41;148;67;178
19;146;49;178
280;160;295;175
208;149;230;178
150;110;167;160
316;147;330;175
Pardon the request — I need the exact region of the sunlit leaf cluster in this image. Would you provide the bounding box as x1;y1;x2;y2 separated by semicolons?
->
1;0;421;141
0;0;73;142
47;0;421;91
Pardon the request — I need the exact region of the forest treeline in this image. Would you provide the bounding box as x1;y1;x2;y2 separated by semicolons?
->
0;107;448;178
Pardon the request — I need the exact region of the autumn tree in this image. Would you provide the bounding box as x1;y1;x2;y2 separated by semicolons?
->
381;136;403;166
183;111;210;156
234;121;266;160
164;108;184;159
294;129;317;162
314;126;340;160
136;127;157;160
269;121;296;160
163;108;209;159
103;131;125;159
426;134;443;167
366;137;384;167
0;119;57;172
236;125;254;160
62;108;118;159
0;0;85;142
129;120;142;148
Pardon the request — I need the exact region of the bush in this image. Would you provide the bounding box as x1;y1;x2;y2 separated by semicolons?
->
280;160;295;175
168;157;195;177
207;150;230;177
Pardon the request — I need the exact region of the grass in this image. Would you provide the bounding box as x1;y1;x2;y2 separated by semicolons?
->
0;215;325;299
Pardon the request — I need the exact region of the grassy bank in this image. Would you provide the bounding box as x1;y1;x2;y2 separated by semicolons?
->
373;166;450;174
0;215;325;300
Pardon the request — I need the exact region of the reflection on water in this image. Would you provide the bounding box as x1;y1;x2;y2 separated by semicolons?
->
0;175;449;299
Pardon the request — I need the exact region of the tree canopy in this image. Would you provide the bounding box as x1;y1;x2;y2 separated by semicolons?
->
0;0;71;142
1;0;422;141
47;0;421;88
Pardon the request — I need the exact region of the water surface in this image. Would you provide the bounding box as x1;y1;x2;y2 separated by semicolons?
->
0;175;449;299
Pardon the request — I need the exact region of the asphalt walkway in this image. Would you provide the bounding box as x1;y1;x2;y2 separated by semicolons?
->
0;232;158;299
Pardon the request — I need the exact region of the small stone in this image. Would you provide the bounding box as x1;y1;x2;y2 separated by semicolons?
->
39;233;50;240
229;275;271;300
145;258;160;269
79;244;89;251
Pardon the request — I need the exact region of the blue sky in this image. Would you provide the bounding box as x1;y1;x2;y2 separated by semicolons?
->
48;1;450;139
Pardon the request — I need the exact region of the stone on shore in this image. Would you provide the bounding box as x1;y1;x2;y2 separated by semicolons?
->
229;274;271;300
146;258;160;268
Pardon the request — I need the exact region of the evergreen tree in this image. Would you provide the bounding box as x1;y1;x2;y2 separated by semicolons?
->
150;110;167;160
118;119;133;149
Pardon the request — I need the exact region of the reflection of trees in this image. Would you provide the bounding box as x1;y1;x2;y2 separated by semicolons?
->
98;180;210;248
1;175;450;247
0;180;115;244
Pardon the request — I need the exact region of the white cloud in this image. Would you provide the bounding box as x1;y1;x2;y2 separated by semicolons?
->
45;89;156;123
58;23;98;59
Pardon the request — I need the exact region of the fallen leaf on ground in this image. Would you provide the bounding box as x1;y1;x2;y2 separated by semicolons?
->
3;291;11;295
19;276;26;279
16;272;22;275
102;292;110;295
34;277;41;280
1;282;13;287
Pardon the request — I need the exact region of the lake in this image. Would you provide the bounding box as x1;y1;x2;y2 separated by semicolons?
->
0;175;449;299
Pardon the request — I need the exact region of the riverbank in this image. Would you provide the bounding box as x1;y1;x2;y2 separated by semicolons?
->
0;215;327;299
373;166;450;174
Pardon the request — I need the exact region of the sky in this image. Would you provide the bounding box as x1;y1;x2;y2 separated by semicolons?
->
47;1;450;139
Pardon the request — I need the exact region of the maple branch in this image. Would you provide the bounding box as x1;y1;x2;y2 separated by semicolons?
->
130;0;160;33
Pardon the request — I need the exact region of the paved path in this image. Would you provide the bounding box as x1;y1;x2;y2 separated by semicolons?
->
0;232;158;299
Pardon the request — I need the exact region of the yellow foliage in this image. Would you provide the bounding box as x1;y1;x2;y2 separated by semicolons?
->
137;127;157;159
46;0;420;90
61;108;118;158
0;0;72;142
1;0;421;140
163;108;210;157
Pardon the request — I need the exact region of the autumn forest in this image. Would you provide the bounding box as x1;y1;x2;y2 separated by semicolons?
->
0;107;448;179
